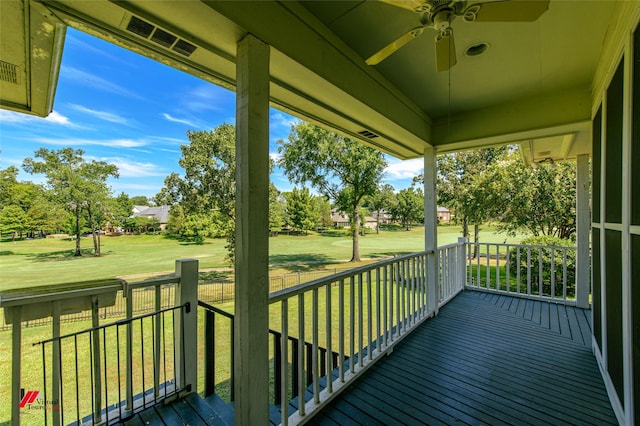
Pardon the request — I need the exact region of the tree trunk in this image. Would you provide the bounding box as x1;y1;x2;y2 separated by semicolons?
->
87;204;100;256
376;210;380;234
74;205;82;256
462;215;469;241
351;206;361;262
473;223;479;259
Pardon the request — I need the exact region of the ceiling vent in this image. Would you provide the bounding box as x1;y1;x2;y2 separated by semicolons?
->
126;16;197;57
0;60;19;84
358;130;379;139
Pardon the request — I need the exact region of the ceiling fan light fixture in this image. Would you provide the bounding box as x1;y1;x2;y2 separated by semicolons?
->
464;42;489;56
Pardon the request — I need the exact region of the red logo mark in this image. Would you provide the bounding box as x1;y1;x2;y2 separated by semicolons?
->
19;390;40;408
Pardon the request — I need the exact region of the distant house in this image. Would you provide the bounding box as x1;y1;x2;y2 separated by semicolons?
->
371;210;392;225
331;210;350;228
437;206;451;224
131;205;171;230
331;210;377;230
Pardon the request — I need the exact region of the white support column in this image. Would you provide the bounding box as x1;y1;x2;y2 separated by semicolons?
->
576;154;591;309
424;146;439;314
234;33;270;425
175;259;199;394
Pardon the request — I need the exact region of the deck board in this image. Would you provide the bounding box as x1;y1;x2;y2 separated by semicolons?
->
310;290;616;426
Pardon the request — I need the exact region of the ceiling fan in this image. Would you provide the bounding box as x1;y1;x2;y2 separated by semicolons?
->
366;0;550;72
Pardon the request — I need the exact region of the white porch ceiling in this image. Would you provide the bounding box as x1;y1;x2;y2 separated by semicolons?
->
0;0;623;161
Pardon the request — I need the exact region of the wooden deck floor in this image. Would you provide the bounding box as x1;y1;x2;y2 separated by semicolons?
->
309;290;616;425
121;290;616;425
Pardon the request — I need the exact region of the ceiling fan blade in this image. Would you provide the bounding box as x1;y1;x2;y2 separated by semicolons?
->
473;0;550;22
435;29;456;72
378;0;428;13
366;27;425;65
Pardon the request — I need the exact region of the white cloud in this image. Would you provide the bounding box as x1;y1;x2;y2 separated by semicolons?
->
182;84;234;112
61;66;143;99
269;152;282;162
270;112;299;129
100;158;165;178
162;113;197;127
70;104;129;124
384;158;424;180
34;137;148;148
45;111;72;125
0;109;75;127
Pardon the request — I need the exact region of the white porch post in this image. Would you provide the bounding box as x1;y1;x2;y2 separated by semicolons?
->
234;33;270;425
424;146;439;314
175;259;199;394
576;154;591;309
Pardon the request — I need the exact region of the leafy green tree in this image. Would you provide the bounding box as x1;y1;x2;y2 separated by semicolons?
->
157;124;236;259
367;184;396;234
0;205;28;240
109;192;134;228
167;205;186;235
158;123;281;263
472;152;577;239
414;147;505;246
284;187;316;234
312;196;333;229
278;122;387;261
130;195;150;206
22;148;118;256
390;187;423;230
269;189;286;234
26;196;68;236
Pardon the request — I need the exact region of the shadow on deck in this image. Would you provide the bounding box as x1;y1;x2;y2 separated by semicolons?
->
123;290;616;425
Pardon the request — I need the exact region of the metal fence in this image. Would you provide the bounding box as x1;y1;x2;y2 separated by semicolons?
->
0;268;348;331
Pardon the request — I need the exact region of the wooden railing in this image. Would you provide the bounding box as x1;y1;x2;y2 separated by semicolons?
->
465;242;579;304
268;241;467;426
0;259;199;425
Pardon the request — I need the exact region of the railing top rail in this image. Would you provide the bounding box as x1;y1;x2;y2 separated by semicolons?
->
0;273;184;309
269;250;433;303
0;278;124;307
468;241;576;250
125;276;180;291
437;241;465;250
197;300;234;319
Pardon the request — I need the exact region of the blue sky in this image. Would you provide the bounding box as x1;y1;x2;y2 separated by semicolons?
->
0;28;423;199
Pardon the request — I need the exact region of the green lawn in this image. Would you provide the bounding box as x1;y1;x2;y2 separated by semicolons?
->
0;225;526;291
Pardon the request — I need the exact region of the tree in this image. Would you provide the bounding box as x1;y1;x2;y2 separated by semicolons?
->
269;188;286;234
0;205;28;240
22;148;118;256
472;152;577;239
366;184;396;234
278;122;387;261
414;146;505;245
312;196;333;229
130;195;150;206
157;123;280;262
284;187;316;234
390;187;423;230
108;192;134;228
26;196;68;236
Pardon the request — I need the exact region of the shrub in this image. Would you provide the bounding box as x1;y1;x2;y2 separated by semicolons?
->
508;236;576;298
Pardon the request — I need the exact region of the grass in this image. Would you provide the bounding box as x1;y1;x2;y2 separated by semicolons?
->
0;225;526;291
